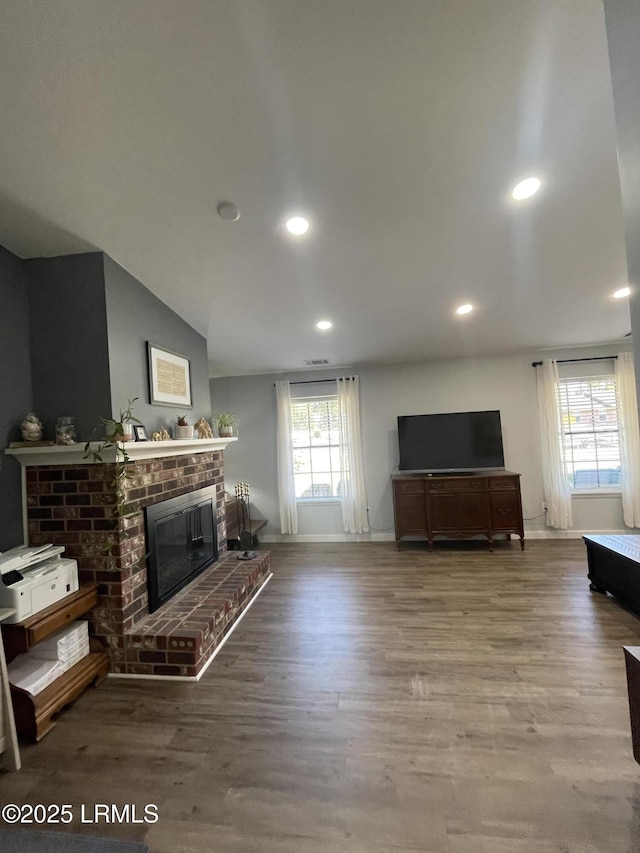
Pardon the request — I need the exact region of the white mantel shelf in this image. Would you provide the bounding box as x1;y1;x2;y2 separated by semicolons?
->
5;437;238;467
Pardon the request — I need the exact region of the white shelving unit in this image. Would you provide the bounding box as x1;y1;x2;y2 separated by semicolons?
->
0;608;20;771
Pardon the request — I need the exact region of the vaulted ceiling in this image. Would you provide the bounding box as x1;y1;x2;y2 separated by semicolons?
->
0;0;631;376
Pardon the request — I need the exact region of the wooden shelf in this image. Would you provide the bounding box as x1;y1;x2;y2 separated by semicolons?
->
10;646;109;741
2;584;100;661
1;583;108;742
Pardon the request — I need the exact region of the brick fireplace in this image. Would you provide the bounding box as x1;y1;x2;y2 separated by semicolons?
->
7;440;272;678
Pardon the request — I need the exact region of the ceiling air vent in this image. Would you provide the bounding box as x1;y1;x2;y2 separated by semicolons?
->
303;358;330;366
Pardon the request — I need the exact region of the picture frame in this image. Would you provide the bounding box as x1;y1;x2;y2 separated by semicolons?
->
147;342;192;408
133;424;148;442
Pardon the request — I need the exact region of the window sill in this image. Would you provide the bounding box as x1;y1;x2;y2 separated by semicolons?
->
296;498;340;506
571;489;621;498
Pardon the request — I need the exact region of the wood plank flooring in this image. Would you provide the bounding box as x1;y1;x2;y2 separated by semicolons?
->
2;540;640;852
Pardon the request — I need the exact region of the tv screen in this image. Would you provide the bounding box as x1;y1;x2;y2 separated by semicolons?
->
397;410;505;473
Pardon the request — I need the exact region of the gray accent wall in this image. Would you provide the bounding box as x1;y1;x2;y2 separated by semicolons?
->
1;244;211;548
103;254;211;433
0;244;32;548
26;252;111;442
23;251;210;442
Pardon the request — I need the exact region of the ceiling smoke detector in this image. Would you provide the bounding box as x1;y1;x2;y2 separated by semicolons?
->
303;358;330;366
217;201;240;221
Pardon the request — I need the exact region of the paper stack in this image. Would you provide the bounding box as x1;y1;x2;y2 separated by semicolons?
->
30;621;90;672
8;655;63;694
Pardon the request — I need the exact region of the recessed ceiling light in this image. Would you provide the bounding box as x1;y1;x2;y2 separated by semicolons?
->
316;320;332;330
456;304;474;316
613;286;631;299
512;177;541;200
286;216;310;236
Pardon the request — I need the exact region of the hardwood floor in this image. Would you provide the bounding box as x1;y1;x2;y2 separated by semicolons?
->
2;540;640;852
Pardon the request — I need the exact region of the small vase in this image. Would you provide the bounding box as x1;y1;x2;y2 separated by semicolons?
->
174;425;194;440
218;426;234;438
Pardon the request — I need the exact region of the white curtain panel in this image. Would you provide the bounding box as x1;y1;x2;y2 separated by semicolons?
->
615;352;640;527
536;359;572;529
337;376;370;534
275;380;298;534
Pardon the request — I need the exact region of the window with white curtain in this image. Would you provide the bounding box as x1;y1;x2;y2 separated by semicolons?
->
557;375;621;489
290;395;345;499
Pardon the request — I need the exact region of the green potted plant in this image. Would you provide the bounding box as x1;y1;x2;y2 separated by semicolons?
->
174;414;193;439
83;398;142;518
215;412;236;437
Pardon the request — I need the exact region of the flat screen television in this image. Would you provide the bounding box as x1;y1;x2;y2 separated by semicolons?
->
397;410;505;473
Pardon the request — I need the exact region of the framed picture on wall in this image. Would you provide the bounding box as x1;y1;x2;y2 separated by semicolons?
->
147;342;192;408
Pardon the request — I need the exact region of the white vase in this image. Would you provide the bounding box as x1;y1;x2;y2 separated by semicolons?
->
174;425;194;440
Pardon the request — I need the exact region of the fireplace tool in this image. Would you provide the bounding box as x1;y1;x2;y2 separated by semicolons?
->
235;482;256;559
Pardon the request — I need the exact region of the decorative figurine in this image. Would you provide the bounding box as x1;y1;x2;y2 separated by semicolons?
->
55;416;77;445
151;431;162;441
21;413;43;442
195;417;214;439
159;425;171;441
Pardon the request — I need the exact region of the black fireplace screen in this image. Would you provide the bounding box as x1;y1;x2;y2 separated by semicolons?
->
145;487;218;612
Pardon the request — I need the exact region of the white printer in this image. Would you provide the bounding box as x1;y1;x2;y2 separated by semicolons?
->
0;544;79;623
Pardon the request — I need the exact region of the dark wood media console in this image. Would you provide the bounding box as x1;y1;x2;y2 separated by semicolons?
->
392;470;524;551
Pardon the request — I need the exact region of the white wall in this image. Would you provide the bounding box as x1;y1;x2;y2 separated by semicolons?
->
211;344;632;542
604;1;640;403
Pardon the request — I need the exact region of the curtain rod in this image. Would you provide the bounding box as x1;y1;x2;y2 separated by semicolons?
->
273;378;335;386
273;377;354;386
531;356;618;367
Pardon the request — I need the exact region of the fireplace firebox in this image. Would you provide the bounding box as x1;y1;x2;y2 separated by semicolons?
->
145;486;218;613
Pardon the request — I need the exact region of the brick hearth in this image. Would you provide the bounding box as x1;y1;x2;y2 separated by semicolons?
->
121;551;271;677
20;448;271;678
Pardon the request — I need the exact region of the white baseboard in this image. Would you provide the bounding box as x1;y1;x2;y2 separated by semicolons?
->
261;532;394;543
524;528;628;539
261;529;630;544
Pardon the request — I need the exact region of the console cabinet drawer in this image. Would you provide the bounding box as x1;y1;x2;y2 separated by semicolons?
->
427;478;486;492
489;476;519;490
393;479;426;495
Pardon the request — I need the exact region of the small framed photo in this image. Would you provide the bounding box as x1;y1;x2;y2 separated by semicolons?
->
133;424;148;442
147;342;192;408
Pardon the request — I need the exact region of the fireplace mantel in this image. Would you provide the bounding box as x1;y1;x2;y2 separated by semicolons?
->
5;436;237;467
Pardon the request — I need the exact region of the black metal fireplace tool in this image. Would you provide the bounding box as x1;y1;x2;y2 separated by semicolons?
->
235;482;256;559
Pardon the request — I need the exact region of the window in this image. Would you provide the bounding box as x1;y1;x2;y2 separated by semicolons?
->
557;376;621;489
290;396;344;499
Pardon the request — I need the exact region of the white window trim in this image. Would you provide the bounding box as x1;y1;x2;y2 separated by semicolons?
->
291;391;345;501
558;371;621;493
